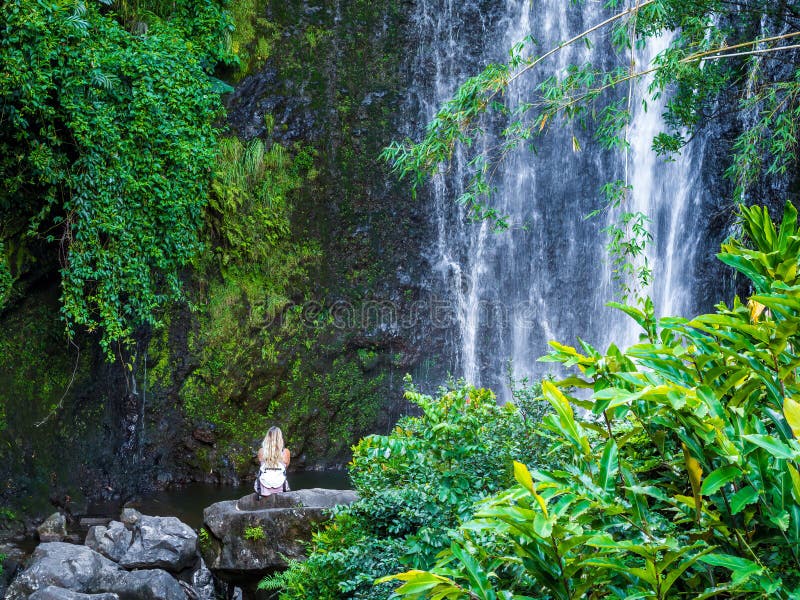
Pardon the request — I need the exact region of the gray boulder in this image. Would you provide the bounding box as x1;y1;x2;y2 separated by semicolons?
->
201;488;358;577
190;558;215;600
86;509;197;572
29;587;119;600
37;513;68;543
4;543;122;600
84;522;131;564
105;569;185;600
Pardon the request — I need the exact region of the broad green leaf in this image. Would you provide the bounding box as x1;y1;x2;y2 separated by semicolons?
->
682;443;703;522
789;463;800;504
514;461;547;517
700;466;740;496
598;438;618;495
729;486;759;515
513;460;534;493
662;547;714;595
450;542;497;600
743;434;796;460
700;553;762;584
777;200;798;253
542;380;589;455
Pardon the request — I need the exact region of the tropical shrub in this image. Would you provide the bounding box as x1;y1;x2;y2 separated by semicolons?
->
261;380;549;599
383;203;800;599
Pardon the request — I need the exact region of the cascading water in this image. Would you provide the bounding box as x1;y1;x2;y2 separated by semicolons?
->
408;1;714;399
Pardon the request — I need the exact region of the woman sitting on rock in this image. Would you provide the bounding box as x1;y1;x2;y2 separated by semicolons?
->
254;426;291;496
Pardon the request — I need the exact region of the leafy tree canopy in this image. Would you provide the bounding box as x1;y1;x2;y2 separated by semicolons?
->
0;0;234;357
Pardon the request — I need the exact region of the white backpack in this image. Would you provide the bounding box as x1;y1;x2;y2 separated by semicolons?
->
254;463;288;495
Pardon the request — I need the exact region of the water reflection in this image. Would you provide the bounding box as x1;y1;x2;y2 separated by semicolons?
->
105;471;352;530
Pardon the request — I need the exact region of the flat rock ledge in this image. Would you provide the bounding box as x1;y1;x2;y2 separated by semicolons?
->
201;488;358;581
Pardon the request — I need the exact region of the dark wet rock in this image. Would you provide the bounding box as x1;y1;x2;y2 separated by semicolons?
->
0;544;27;599
105;569;185;600
86;509;197;573
191;428;215;445
79;518;112;530
201;488;358;578
189;558;215;600
28;587;119;600
37;513;67;543
4;542;122;600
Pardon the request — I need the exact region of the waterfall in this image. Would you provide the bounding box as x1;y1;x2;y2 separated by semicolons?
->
408;1;712;399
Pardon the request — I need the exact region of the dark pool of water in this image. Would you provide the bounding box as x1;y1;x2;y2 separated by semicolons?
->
125;471;352;530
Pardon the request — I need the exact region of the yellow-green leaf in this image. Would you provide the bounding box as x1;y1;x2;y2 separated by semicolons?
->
683;443;703;523
514;460;534;493
784;396;800;439
789;463;800;504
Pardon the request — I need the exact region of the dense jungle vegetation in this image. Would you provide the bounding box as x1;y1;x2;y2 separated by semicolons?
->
3;0;800;597
268;0;800;598
266;202;800;599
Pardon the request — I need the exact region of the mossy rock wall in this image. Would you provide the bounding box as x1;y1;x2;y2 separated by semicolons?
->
0;0;432;527
0;287;151;531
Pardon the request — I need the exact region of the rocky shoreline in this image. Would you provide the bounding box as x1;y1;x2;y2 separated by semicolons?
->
2;488;357;599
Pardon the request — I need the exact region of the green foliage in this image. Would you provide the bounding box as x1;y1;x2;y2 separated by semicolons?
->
0;241;12;312
198;526;210;549
263;381;549;599
106;0;235;69
209;136;316;270
224;0;282;80
0;0;234;357
384;202;800;598
245;525;265;541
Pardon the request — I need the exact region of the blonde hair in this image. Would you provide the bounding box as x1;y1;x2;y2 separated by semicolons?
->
260;426;285;468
